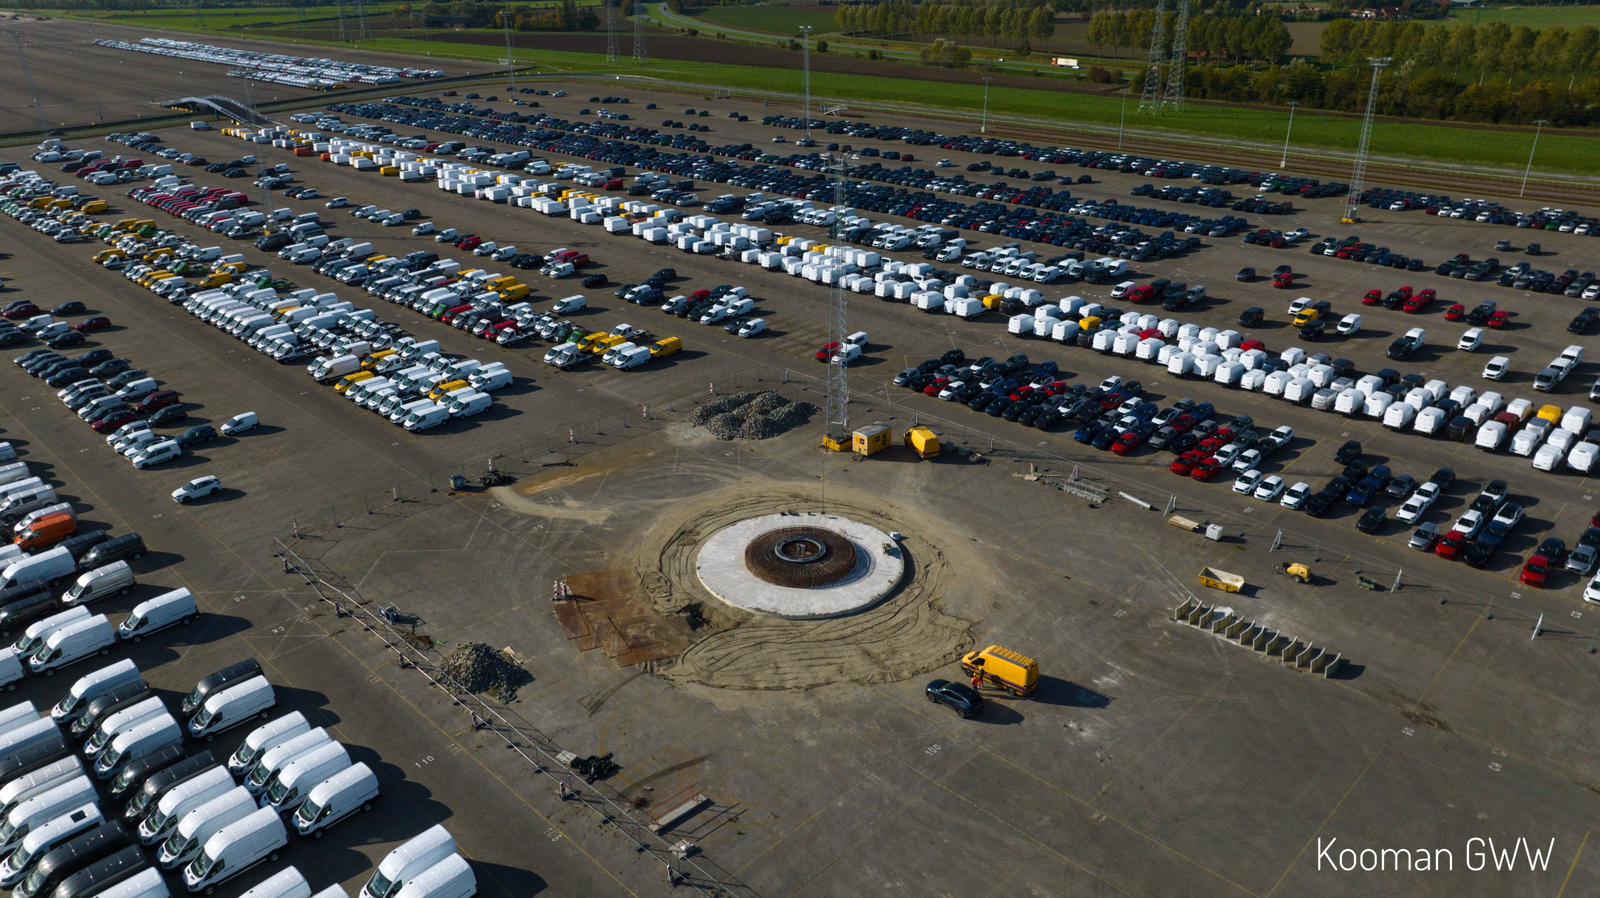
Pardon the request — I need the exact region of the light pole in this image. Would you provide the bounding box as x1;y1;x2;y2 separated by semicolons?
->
1519;118;1548;198
980;58;1003;134
799;26;813;144
1118;84;1128;150
1279;100;1298;169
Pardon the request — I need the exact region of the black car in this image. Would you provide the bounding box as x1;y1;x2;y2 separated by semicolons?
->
924;679;983;719
0;331;24;348
1570;307;1598;334
1356;506;1386;533
145;405;186;426
1384;475;1416;500
1237;306;1263;327
1334;440;1362;465
581;274;607;289
46;332;86;349
51;301;86;316
76;349;114;368
1304;492;1335;517
45;367;90;388
54;529;110;563
1428;467;1456;490
1236;267;1255;282
175;424;217;448
1536;537;1567;566
106;369;148;390
89;359;130;378
80;532;146;568
0;588;57;637
1463;541;1495;569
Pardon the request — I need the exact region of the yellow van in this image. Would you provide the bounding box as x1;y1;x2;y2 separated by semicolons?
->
334;371;375;394
960;645;1038;696
428;379;469;401
1536;404;1563;425
379;166;400;176
494;283;530;302
649;336;682;358
483;275;516;292
362;348;398;371
92;249;126;265
79;199;109;215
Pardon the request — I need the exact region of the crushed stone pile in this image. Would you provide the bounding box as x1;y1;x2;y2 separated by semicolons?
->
440;642;527;699
691;391;816;441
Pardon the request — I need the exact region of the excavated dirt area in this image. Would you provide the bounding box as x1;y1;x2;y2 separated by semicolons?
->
637;481;975;691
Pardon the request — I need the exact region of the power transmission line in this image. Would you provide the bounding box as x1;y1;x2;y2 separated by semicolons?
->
502;5;515;89
605;0;618;64
823;153;850;451
1162;0;1188;111
800;25;813;143
7;31;48;136
1137;0;1168;113
633;1;646;63
1341;57;1389;224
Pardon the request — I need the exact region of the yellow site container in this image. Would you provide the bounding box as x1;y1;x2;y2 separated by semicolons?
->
852;424;893;457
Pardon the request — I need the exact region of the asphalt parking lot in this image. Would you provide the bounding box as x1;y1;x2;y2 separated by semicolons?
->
2;78;1600;897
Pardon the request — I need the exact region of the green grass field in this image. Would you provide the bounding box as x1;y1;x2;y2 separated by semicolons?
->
691;4;839;35
33;5;1600;176
1443;4;1600;26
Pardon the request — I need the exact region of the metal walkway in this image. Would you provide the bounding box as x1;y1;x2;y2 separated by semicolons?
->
158;95;275;127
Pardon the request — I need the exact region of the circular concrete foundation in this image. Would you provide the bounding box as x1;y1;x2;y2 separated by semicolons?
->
695;512;906;619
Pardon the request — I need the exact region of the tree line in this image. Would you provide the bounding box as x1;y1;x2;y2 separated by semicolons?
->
834;0;1055;50
388;0;613;30
1087;7;1291;63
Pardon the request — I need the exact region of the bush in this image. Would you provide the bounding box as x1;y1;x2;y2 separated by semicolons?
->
918;38;971;68
816;40;828;53
1088;65;1114;84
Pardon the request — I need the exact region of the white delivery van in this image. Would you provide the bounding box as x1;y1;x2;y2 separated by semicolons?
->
361;825;457;898
227;714;309;778
158;787;255;870
236;866;310;898
0;718;60;762
0;802;100;887
51;660;140;724
244;729;332;797
0;650;20;692
0;757;82;818
86;867;168;898
117;589;198;643
27;615;114;675
393;854;475;898
291;762;378;838
187;676;274;741
181;807;287;893
262;742;350;815
93;712;182;781
0;700;35;733
1475;420;1508;451
12;605;90;656
0;775;95;854
139;766;235;846
83;696;166;760
60;563;134;607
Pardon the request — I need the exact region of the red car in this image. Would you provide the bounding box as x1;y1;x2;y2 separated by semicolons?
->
1190;459;1224;480
815;341;841;362
1435;530;1468;560
921;377;949;397
1110;431;1144;456
1402;295;1429;314
456;235;483;251
1393;286;1413;300
1272;273;1295;289
1127;285;1156;303
2;303;39;320
1239;339;1265;352
1444;303;1466;321
1169;450;1205;476
1519;555;1550;587
1487;310;1510;329
134;390;180;414
73;316;111;333
1361;289;1382;306
90;410;138;434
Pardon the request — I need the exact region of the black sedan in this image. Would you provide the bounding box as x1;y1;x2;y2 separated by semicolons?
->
52;301;87;316
175;424;217;448
925;679;983;719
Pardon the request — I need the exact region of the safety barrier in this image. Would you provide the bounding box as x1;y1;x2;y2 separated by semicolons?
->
1169;598;1349;680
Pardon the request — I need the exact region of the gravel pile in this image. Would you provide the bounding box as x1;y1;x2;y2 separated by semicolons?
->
440;642;528;700
691;391;817;441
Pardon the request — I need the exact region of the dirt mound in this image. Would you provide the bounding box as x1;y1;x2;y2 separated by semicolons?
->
440;642;531;701
691;391;816;440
